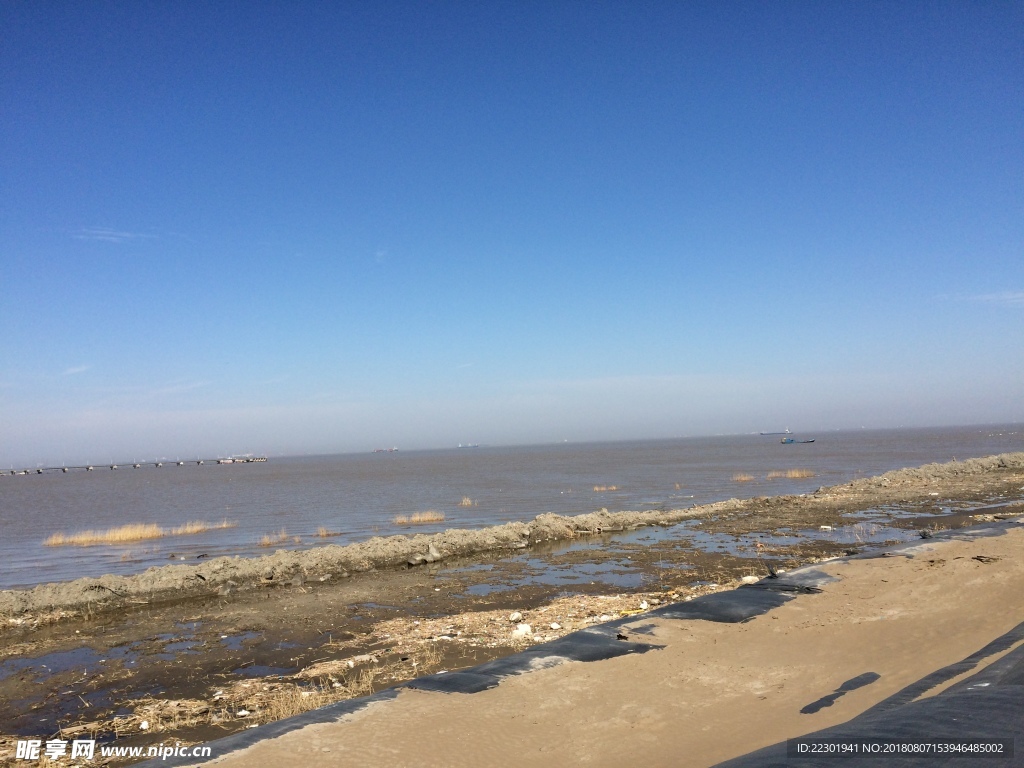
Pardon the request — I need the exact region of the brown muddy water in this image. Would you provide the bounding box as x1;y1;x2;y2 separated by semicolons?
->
2;425;1023;589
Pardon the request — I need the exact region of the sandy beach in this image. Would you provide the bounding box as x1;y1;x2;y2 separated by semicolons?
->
170;519;1024;768
1;453;1023;765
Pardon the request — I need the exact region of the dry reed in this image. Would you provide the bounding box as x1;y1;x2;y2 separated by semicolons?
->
44;523;165;547
171;519;236;535
732;473;755;482
43;519;236;547
593;485;620;492
316;526;341;538
766;468;816;480
393;511;446;525
250;682;339;723
259;529;290;547
457;496;476;507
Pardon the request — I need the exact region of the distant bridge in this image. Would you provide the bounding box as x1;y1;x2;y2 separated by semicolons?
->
4;456;267;476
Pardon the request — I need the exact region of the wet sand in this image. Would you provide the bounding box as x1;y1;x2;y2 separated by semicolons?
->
0;453;1022;764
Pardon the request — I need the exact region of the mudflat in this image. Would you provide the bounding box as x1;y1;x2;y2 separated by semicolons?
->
1;453;1022;764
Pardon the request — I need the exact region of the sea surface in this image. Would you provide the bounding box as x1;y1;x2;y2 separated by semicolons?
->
1;424;1021;590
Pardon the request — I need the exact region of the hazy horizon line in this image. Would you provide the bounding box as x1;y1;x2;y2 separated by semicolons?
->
4;420;1021;471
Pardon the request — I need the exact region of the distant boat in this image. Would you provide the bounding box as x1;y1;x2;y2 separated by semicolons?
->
780;437;815;444
761;429;792;435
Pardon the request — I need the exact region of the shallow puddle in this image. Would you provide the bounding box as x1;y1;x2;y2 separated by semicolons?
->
220;631;261;651
0;646;105;683
231;664;297;678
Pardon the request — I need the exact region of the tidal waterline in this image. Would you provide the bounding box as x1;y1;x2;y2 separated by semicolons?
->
1;424;1021;589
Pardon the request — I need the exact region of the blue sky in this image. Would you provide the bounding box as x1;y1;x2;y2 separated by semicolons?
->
2;1;1022;465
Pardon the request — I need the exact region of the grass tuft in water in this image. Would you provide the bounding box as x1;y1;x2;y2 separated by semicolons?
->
259;529;290;547
766;468;816;479
393;511;446;525
44;519;237;547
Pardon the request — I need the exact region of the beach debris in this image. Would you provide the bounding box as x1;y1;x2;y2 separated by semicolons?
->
616;632;628;641
639;600;649;610
972;555;1000;564
58;722;100;738
511;623;532;640
549;622;561;630
408;543;445;567
740;575;759;585
508;612;522;623
290;574;305;587
139;720;149;730
819;525;833;532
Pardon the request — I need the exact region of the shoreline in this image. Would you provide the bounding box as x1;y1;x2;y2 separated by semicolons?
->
2;452;1023;620
1;451;1023;764
175;519;1024;768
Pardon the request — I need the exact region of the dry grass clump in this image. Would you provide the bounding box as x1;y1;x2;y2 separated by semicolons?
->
593;485;620;492
44;520;237;547
235;681;346;725
44;523;165;547
732;473;755;482
457;496;476;507
767;468;816;479
393;511;446;525
171;519;236;535
259;529;290;547
316;526;341;538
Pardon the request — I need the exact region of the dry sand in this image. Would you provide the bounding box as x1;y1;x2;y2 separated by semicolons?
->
188;522;1024;768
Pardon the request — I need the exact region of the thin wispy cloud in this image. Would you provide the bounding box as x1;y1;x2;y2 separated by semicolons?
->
61;365;91;376
967;291;1024;307
149;381;211;396
73;227;157;243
